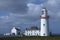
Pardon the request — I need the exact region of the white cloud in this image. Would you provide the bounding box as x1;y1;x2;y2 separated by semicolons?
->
27;3;41;17
47;0;57;6
0;16;9;19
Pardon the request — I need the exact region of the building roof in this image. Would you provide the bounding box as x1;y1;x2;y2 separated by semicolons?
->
13;27;21;31
26;26;40;30
15;28;21;31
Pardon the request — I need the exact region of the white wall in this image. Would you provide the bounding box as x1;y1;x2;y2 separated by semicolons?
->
11;28;17;35
24;30;40;36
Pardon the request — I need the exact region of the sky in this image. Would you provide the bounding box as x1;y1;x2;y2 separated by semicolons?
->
0;0;60;34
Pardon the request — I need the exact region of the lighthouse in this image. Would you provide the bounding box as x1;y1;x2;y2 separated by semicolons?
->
40;8;49;36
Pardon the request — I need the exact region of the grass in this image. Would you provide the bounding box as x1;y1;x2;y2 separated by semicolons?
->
0;36;60;40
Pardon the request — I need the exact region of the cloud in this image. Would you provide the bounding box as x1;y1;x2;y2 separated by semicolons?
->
0;0;28;14
0;0;60;34
28;0;48;4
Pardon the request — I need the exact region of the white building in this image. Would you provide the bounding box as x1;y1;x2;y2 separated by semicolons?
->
24;8;50;36
11;27;21;36
24;26;40;36
40;8;49;36
4;33;11;36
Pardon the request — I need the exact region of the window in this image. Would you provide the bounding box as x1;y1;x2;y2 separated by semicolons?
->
42;11;44;15
43;33;45;36
39;33;40;35
31;33;32;35
27;33;28;35
29;33;30;36
43;24;45;26
17;32;20;35
34;33;36;35
12;33;15;36
37;34;38;36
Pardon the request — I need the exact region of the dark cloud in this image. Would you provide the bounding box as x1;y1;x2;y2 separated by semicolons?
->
0;0;28;14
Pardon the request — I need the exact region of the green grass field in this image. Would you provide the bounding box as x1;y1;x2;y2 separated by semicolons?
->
0;36;60;40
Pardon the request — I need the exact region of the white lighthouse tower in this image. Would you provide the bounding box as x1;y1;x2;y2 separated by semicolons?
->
40;8;49;36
